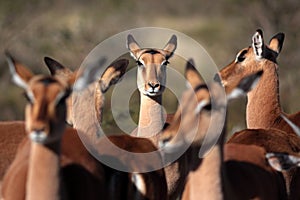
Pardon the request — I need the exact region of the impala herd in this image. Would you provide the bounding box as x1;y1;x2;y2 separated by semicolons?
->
0;29;300;200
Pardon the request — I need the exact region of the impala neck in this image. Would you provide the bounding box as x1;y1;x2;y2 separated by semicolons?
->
184;143;223;200
247;62;281;128
26;142;61;200
73;83;103;145
137;94;164;146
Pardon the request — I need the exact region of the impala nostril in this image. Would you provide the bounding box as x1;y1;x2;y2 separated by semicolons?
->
148;82;160;89
33;127;46;134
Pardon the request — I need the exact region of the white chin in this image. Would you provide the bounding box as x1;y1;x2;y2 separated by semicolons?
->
143;90;161;97
147;92;158;96
30;132;47;143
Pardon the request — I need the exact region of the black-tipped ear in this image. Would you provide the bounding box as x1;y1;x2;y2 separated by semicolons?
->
5;51;33;89
163;35;177;59
227;70;263;100
237;70;263;93
269;33;285;53
73;57;107;91
126;34;141;60
44;57;66;75
184;59;203;89
99;58;129;93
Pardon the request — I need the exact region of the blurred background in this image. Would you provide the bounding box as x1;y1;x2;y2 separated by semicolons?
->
0;0;299;134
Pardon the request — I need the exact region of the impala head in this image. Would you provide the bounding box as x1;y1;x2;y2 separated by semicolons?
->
127;34;177;97
44;57;129;125
215;29;284;93
159;59;262;152
6;52;108;144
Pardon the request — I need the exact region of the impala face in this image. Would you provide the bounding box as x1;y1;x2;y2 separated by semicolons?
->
7;53;108;144
127;34;177;97
24;76;70;144
158;59;226;152
216;29;284;93
159;82;226;152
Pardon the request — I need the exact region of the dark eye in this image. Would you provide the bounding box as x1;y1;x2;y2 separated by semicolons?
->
56;90;71;106
236;50;247;62
203;103;212;111
162;60;169;66
136;60;143;67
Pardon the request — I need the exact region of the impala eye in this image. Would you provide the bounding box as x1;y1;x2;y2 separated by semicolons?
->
236;50;248;63
202;103;212;111
55;89;71;106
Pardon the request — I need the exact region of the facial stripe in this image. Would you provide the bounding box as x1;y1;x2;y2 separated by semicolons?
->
55;91;66;105
195;100;209;114
194;84;208;92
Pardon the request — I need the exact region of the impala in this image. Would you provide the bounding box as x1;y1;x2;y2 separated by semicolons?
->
216;29;300;134
0;57;128;197
159;61;287;199
217;29;300;196
44;35;178;198
126;34;177;145
2;54;168;200
2;53;107;200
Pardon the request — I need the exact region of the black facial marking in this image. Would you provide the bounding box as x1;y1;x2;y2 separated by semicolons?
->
237;49;248;62
194;84;208;92
39;77;57;85
144;49;160;55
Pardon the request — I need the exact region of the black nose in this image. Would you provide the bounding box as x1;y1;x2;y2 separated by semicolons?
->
214;73;222;85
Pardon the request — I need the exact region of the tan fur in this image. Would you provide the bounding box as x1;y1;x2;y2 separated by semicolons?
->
0;121;26;180
218;30;300;134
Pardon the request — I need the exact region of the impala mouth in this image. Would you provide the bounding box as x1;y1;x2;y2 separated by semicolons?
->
29;131;47;143
143;86;165;97
146;91;160;96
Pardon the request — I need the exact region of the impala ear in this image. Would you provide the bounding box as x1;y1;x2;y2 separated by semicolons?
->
5;51;33;89
252;29;264;59
227;70;263;100
99;58;129;93
269;33;285;54
163;35;177;59
266;153;300;171
127;34;141;60
44;57;69;75
184;59;203;89
72;57;107;91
